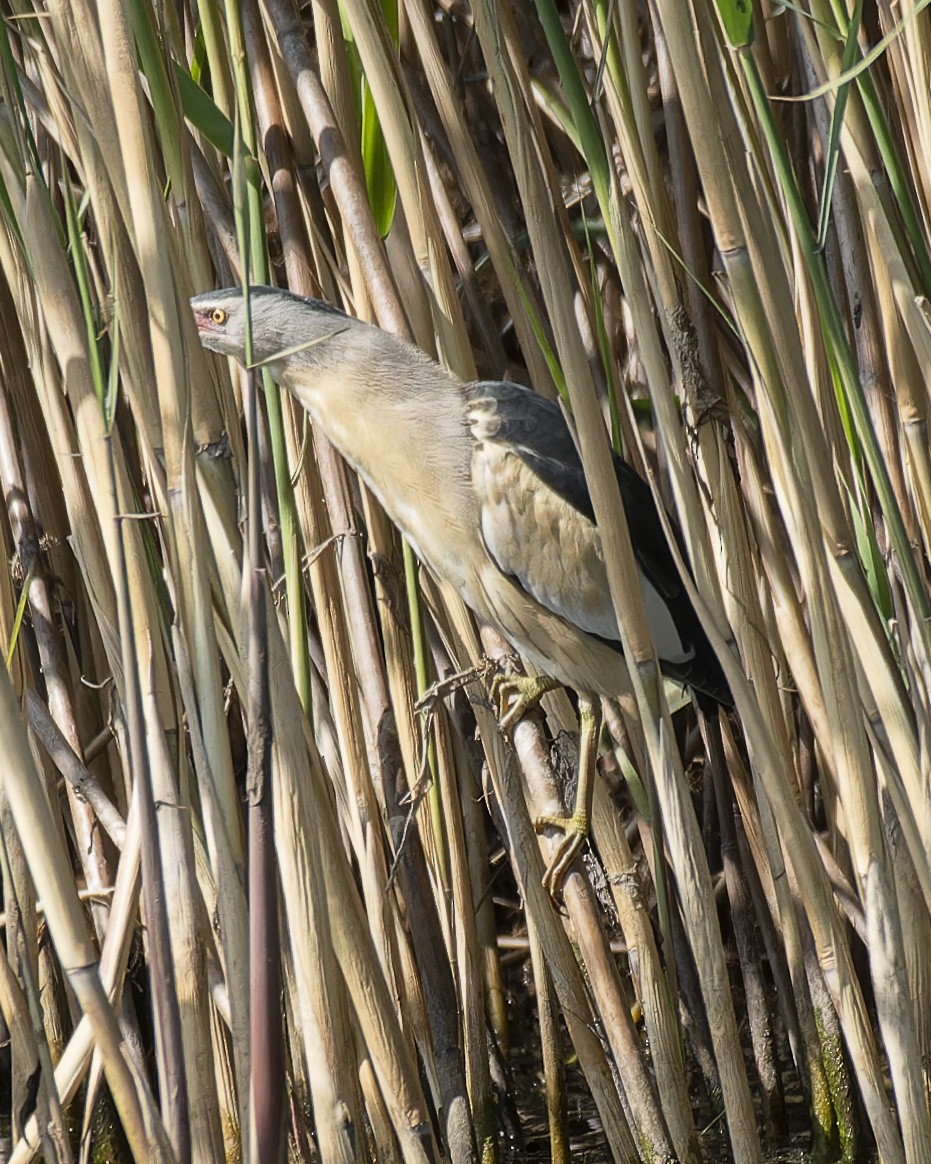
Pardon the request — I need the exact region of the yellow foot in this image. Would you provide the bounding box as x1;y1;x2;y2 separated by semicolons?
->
490;672;561;733
535;810;589;899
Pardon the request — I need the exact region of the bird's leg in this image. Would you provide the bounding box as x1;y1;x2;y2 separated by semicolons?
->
535;694;601;899
491;672;562;733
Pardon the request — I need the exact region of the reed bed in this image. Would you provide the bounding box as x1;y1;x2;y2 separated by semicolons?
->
0;0;927;1160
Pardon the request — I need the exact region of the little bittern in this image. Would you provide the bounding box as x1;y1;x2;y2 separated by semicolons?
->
192;286;730;895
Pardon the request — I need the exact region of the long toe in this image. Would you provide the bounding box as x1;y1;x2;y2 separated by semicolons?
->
535;810;589;899
491;673;561;732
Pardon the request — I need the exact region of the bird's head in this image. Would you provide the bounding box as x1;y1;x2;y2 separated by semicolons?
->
190;285;351;370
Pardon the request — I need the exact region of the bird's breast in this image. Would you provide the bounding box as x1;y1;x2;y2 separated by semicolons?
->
287;367;483;600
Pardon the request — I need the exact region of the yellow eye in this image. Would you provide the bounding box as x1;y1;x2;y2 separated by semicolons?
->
211;308;227;325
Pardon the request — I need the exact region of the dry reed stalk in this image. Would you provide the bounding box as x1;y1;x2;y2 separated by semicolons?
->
0;0;928;1159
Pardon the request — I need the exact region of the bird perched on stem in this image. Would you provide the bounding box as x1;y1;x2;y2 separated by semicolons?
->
191;286;731;896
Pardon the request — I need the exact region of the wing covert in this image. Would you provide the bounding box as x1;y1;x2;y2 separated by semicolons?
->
463;380;730;704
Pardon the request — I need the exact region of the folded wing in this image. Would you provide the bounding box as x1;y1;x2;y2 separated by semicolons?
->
464;380;730;705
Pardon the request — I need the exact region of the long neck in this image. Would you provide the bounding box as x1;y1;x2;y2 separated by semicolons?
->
278;323;480;592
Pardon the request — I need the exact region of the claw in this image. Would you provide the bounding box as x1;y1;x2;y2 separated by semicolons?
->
535;694;601;902
490;672;561;732
535;808;590;899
